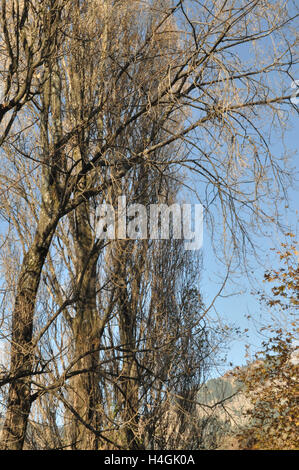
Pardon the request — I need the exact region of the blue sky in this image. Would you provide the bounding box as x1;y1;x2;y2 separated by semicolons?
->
201;110;298;375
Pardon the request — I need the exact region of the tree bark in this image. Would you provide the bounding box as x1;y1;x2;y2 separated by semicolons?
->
0;210;59;449
66;202;102;450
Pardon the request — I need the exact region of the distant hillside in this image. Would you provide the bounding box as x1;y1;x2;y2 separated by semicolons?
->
195;366;254;449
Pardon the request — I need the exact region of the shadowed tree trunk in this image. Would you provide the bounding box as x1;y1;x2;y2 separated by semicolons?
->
0;204;60;449
66;202;103;450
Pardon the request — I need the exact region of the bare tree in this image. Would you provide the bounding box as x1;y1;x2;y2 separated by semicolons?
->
0;0;298;450
0;0;68;145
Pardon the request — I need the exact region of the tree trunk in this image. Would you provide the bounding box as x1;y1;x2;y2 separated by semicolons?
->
66;203;102;450
0;211;58;449
112;240;142;450
118;294;141;450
